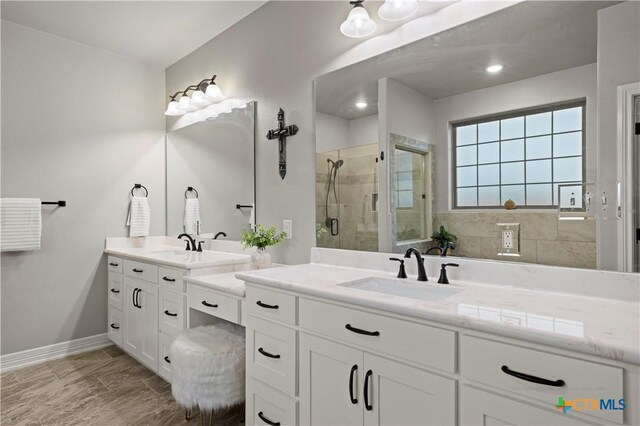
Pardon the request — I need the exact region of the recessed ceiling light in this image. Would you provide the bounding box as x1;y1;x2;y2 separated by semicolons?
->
485;64;504;73
356;101;368;109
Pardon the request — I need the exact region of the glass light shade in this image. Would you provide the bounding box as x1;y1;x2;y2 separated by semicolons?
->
164;100;183;116
378;0;418;21
190;90;212;107
177;95;198;112
340;5;377;38
204;83;225;102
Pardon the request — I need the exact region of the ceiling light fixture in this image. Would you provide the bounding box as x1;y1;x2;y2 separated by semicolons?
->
485;64;504;73
164;74;225;116
356;101;368;109
340;0;377;38
378;0;418;21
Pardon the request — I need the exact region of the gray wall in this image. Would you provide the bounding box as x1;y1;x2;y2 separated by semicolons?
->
1;21;166;354
165;1;514;265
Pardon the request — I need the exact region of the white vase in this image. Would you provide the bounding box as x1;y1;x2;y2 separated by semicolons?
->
251;248;272;269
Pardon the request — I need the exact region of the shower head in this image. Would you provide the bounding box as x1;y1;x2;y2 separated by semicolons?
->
334;159;344;169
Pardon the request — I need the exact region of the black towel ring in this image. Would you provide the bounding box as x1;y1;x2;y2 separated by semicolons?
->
131;184;148;197
185;187;199;199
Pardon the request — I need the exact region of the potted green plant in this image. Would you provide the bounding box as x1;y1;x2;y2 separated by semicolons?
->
430;225;457;256
241;224;287;269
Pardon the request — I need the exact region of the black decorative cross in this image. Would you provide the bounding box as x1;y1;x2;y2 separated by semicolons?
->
266;108;298;179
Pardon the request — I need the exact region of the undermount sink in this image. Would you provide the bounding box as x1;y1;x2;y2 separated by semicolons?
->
339;277;461;302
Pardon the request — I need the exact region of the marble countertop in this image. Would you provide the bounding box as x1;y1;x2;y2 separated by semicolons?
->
105;246;250;270
184;272;246;297
236;264;640;365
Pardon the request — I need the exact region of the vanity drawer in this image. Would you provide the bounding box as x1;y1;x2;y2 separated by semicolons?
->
247;317;297;396
298;298;456;373
108;272;123;310
188;284;240;324
158;332;173;383
159;288;186;338
107;307;122;347
158;267;186;292
246;286;297;326
123;259;158;283
460;335;624;424
107;256;123;274
247;378;298;426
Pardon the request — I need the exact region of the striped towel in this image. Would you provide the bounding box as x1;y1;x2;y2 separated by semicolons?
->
184;198;201;235
0;198;42;252
126;196;150;237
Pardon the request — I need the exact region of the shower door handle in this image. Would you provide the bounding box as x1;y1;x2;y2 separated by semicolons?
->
330;218;339;236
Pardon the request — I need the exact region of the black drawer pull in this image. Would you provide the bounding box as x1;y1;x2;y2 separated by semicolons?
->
201;301;218;308
257;412;280;426
501;365;565;387
256;300;279;310
110;323;120;330
132;268;143;273
109;262;119;267
349;364;358;404
364;369;373;411
258;347;281;359
110;289;120;294
162;277;176;282
345;324;380;336
164;310;178;317
164;356;171;364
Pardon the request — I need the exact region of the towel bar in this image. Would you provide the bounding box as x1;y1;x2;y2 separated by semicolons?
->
185;187;199;199
42;201;66;207
131;184;148;197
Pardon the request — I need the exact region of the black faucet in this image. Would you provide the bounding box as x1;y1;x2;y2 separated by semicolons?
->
214;232;227;240
437;263;459;284
178;233;196;251
424;241;456;257
404;248;428;281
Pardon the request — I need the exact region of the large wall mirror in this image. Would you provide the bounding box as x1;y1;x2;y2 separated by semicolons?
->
315;1;639;273
166;102;256;240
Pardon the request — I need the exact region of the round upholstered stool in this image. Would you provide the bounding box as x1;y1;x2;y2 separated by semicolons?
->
170;323;245;425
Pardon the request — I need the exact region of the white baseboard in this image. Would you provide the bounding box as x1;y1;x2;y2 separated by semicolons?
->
0;333;111;373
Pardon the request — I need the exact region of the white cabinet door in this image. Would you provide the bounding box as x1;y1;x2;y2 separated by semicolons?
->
460;386;591;426
123;278;141;355
299;333;363;426
138;281;159;371
363;353;456;426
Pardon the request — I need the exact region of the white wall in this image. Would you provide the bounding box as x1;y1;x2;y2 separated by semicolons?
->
317;113;378;154
349;115;378;148
432;63;597;212
165;1;518;265
0;21;166;354
596;1;640;271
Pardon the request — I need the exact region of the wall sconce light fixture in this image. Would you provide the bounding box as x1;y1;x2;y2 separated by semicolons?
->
165;75;225;116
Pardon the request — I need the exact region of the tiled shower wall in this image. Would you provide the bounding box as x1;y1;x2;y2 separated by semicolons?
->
433;211;596;269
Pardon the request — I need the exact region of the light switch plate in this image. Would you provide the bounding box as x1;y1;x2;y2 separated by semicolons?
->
497;223;520;256
283;220;292;239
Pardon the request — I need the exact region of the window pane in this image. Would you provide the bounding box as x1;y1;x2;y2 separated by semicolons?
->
501;139;524;162
501;185;525;205
397;171;412;190
554;157;582;182
526;112;551;136
398;191;413;208
527;184;552;205
478;142;499;164
457;187;477;207
526;135;551;160
457;145;477;166
501;117;524;139
396;150;413;171
478;121;499;143
478;164;499;186
457;166;477;187
501;161;524;184
526;159;552;183
478;186;500;206
553;106;582;133
553;131;582;157
456;125;477;146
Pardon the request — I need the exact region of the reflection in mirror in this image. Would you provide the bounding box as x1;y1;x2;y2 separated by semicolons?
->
166;102;255;240
315;1;639;272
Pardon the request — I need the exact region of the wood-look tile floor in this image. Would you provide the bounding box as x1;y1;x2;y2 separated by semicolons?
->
0;346;243;426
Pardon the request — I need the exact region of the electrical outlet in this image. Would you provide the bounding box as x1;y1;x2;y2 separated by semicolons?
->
497;223;520;256
283;220;292;239
502;230;514;249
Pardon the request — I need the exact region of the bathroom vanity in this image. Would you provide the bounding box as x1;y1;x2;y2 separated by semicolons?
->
238;248;639;426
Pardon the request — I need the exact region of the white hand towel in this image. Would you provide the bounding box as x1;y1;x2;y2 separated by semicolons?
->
249;204;256;229
184;198;201;235
126;196;150;237
0;198;42;252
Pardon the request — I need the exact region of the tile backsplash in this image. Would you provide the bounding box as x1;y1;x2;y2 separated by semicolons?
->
433;211;596;269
